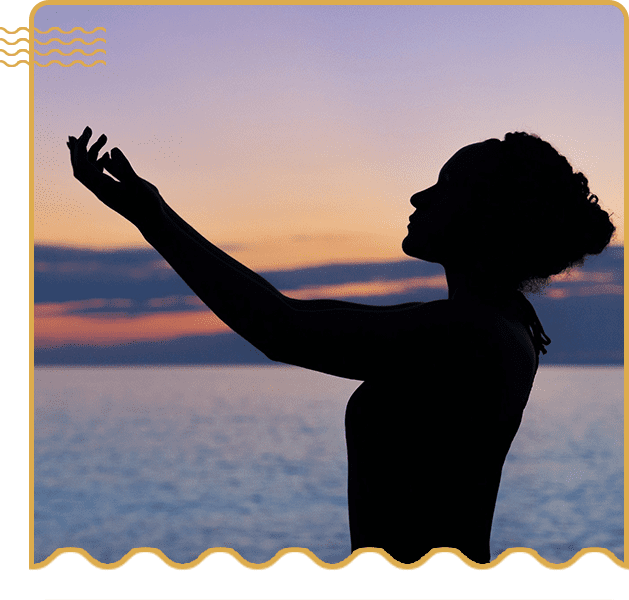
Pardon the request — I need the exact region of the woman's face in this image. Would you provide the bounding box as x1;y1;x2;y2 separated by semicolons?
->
402;141;499;266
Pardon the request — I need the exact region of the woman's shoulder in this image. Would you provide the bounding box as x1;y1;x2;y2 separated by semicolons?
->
415;294;537;362
412;296;505;333
451;293;539;378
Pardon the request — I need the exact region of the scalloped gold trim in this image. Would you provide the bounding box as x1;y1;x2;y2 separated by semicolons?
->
31;546;626;570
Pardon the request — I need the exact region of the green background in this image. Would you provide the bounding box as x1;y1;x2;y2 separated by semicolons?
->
0;0;629;600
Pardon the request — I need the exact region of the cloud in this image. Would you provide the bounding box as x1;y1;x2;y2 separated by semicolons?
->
33;243;623;356
34;242;623;306
285;275;448;300
35;305;226;347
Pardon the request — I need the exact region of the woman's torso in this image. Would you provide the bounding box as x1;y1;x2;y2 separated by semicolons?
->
344;292;541;564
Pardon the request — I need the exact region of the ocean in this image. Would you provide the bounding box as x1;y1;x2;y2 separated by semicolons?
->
34;365;623;565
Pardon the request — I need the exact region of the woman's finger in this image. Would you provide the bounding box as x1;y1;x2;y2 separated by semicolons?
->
76;126;92;151
95;151;110;172
88;133;107;164
68;132;89;170
68;133;89;175
108;147;138;182
69;128;107;190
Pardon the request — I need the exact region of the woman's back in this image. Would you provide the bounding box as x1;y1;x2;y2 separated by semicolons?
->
345;293;540;564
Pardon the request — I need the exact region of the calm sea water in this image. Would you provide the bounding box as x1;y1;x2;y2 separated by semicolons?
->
34;365;623;564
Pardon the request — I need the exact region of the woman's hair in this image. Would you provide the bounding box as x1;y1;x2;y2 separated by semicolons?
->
460;132;617;295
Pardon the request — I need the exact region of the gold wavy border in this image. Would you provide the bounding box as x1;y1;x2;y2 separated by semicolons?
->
27;0;628;574
32;546;625;570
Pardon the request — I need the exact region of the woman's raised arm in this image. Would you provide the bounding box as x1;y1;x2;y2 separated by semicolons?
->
68;127;297;358
67;127;478;381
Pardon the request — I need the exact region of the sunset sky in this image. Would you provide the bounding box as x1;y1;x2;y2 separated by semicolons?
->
30;3;624;356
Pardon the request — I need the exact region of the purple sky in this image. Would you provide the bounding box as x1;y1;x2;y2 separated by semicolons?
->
34;4;623;270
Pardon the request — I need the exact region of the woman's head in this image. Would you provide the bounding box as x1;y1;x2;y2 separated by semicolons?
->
402;132;617;294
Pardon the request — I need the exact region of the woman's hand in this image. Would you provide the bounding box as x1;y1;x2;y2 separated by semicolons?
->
67;126;165;228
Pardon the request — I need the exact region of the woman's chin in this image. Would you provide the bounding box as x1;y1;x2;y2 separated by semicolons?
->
402;235;424;259
402;236;442;264
401;236;415;257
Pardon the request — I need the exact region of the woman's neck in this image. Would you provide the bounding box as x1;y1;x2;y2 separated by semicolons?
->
445;267;518;307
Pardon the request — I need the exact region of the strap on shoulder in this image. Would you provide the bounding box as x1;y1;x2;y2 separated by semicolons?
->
515;292;552;355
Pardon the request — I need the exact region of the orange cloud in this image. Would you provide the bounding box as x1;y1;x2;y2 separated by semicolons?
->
35;307;227;347
285;275;448;299
552;270;615;283
34;271;622;349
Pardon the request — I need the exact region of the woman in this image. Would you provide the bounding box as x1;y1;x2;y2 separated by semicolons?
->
67;128;615;563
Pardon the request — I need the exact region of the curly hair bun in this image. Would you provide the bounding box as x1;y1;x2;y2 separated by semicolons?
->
471;132;617;294
581;194;617;257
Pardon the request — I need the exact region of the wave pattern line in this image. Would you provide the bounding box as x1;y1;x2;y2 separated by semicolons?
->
35;37;106;46
0;59;28;67
34;26;106;35
35;48;106;57
35;59;106;67
0;48;28;56
0;27;29;35
0;37;29;45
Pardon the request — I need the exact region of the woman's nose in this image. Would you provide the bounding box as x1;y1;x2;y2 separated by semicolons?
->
410;192;423;208
411;185;438;209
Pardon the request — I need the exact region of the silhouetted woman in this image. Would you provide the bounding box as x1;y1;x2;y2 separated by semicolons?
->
68;128;616;564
